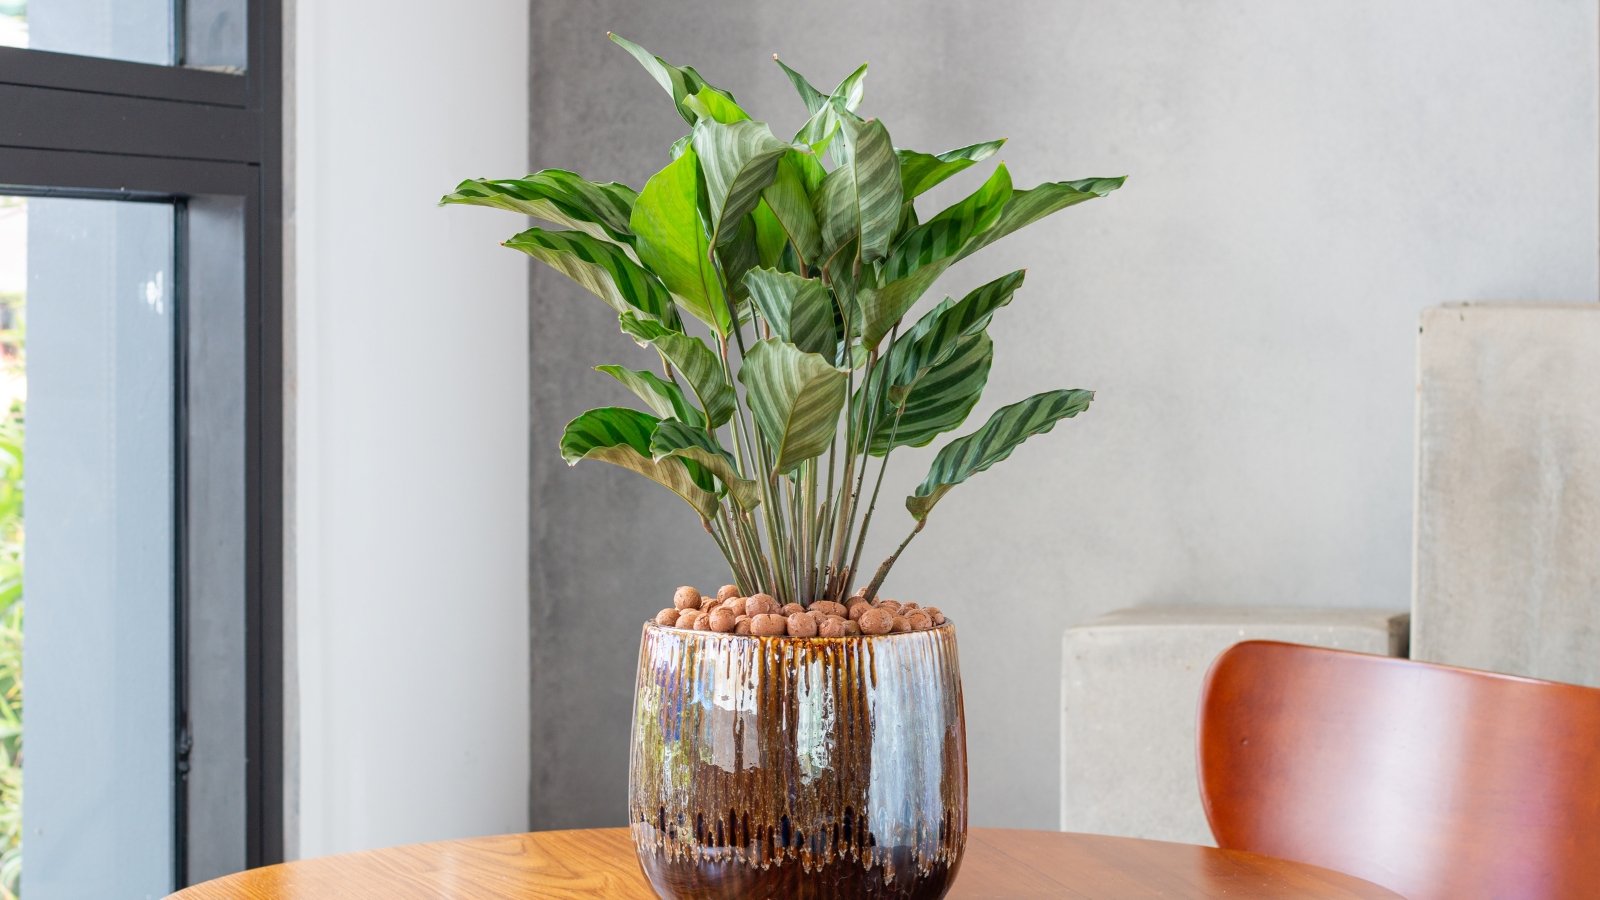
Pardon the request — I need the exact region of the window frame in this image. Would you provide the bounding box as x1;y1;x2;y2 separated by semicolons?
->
0;0;284;883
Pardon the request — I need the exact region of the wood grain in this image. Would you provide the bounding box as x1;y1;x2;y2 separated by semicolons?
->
1198;640;1600;900
169;827;1400;899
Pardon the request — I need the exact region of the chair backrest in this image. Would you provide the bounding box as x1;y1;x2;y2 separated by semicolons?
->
1198;640;1600;900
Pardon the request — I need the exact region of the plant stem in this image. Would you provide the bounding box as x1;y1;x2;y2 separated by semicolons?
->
847;405;905;586
863;518;925;603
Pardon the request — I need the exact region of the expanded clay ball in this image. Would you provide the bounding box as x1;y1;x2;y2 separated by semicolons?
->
751;613;788;636
924;607;946;625
890;616;911;633
675;609;701;630
818;616;848;638
811;600;848;618
709;608;737;633
781;602;806;616
745;593;780;616
858;608;893;635
734;615;751;635
717;584;740;601
844;620;861;636
655;608;681;627
722;596;747;616
907;611;933;631
693;611;713;631
848;601;873;621
877;599;903;615
673;586;703;610
786;612;819;638
901;602;919;611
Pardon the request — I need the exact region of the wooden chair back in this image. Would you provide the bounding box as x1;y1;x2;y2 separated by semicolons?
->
1197;640;1600;899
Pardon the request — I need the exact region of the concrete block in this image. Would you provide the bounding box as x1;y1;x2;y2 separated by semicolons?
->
1060;606;1408;845
1415;304;1600;687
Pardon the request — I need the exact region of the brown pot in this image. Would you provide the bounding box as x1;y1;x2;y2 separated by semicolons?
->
628;621;968;899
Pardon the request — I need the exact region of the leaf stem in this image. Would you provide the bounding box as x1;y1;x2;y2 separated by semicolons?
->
863;518;925;603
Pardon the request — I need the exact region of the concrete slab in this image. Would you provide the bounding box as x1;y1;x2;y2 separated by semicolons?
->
1414;304;1600;687
1060;606;1408;845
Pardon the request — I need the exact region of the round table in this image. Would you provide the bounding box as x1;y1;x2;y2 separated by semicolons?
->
170;827;1401;898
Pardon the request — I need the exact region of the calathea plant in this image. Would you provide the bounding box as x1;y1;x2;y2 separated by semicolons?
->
444;34;1123;608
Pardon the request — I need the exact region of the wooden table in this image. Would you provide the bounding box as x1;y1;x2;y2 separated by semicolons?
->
171;827;1401;898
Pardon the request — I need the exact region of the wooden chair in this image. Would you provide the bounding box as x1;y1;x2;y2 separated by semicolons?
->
1197;640;1600;899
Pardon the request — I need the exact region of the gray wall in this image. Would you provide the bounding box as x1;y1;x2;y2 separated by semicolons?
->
528;0;1598;830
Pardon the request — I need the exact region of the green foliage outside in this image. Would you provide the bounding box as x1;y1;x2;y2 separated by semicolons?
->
0;287;22;899
446;35;1123;605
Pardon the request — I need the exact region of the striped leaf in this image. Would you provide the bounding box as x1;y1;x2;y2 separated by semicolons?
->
619;312;735;427
692;120;790;244
815;117;902;264
559;407;719;519
774;58;867;116
441;170;637;244
594;364;706;428
716;215;760;307
896;139;1006;199
861;331;993;455
630;148;731;335
743;268;836;356
888;269;1025;403
650;419;761;511
760;153;823;267
882;163;1011;282
504;228;680;329
906;389;1094;519
608;33;747;126
739;339;848;473
957;176;1126;261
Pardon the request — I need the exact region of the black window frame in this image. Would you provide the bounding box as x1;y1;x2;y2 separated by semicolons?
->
0;0;284;884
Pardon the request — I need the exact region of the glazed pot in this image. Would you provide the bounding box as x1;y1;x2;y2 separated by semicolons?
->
628;621;968;899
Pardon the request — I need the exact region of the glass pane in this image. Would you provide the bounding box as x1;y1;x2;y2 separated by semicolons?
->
0;0;173;65
9;194;177;897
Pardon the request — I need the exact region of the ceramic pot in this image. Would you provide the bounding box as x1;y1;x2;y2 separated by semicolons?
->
627;621;968;899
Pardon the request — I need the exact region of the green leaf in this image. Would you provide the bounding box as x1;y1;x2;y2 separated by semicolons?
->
864;331;992;454
815;117;902;264
907;389;1094;519
594;364;706;428
760;153;823;267
774;58;867;115
650;419;761;511
715;215;761;305
882;162;1011;282
691;120;790;244
743;268;836;356
958;176;1126;261
852;165;1014;349
888;269;1025;403
739;339;848;473
608;32;747;125
559;407;720;519
504;228;680;329
619;312;735;427
630;148;731;334
896;139;1006;199
441;170;637;244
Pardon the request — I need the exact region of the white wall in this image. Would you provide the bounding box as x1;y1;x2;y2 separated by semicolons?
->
286;0;530;858
523;0;1598;831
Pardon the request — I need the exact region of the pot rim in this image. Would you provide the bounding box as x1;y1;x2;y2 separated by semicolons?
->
642;620;955;642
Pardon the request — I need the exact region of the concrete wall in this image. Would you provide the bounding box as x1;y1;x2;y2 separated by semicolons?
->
287;0;530;858
526;1;1597;829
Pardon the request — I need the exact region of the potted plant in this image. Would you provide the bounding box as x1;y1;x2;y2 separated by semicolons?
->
445;33;1122;899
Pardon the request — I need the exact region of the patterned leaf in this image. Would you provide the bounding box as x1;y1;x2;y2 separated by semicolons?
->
594;364;706;428
774;58;867;115
906;389;1094;519
442;170;637;244
815;117;902;264
896;139;1006;199
650;419;761;510
631;148;731;335
760;153;823;267
888;269;1025;402
559;407;719;518
608;33;747;126
743;268;836;356
504;228;680;329
620;312;735;427
861;332;992;455
692;120;790;244
957;176;1126;261
882;163;1011;282
739;339;848;473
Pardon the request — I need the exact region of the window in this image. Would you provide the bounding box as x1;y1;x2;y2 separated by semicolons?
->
0;0;282;894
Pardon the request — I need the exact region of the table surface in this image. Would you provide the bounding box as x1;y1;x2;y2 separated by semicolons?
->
170;827;1402;899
